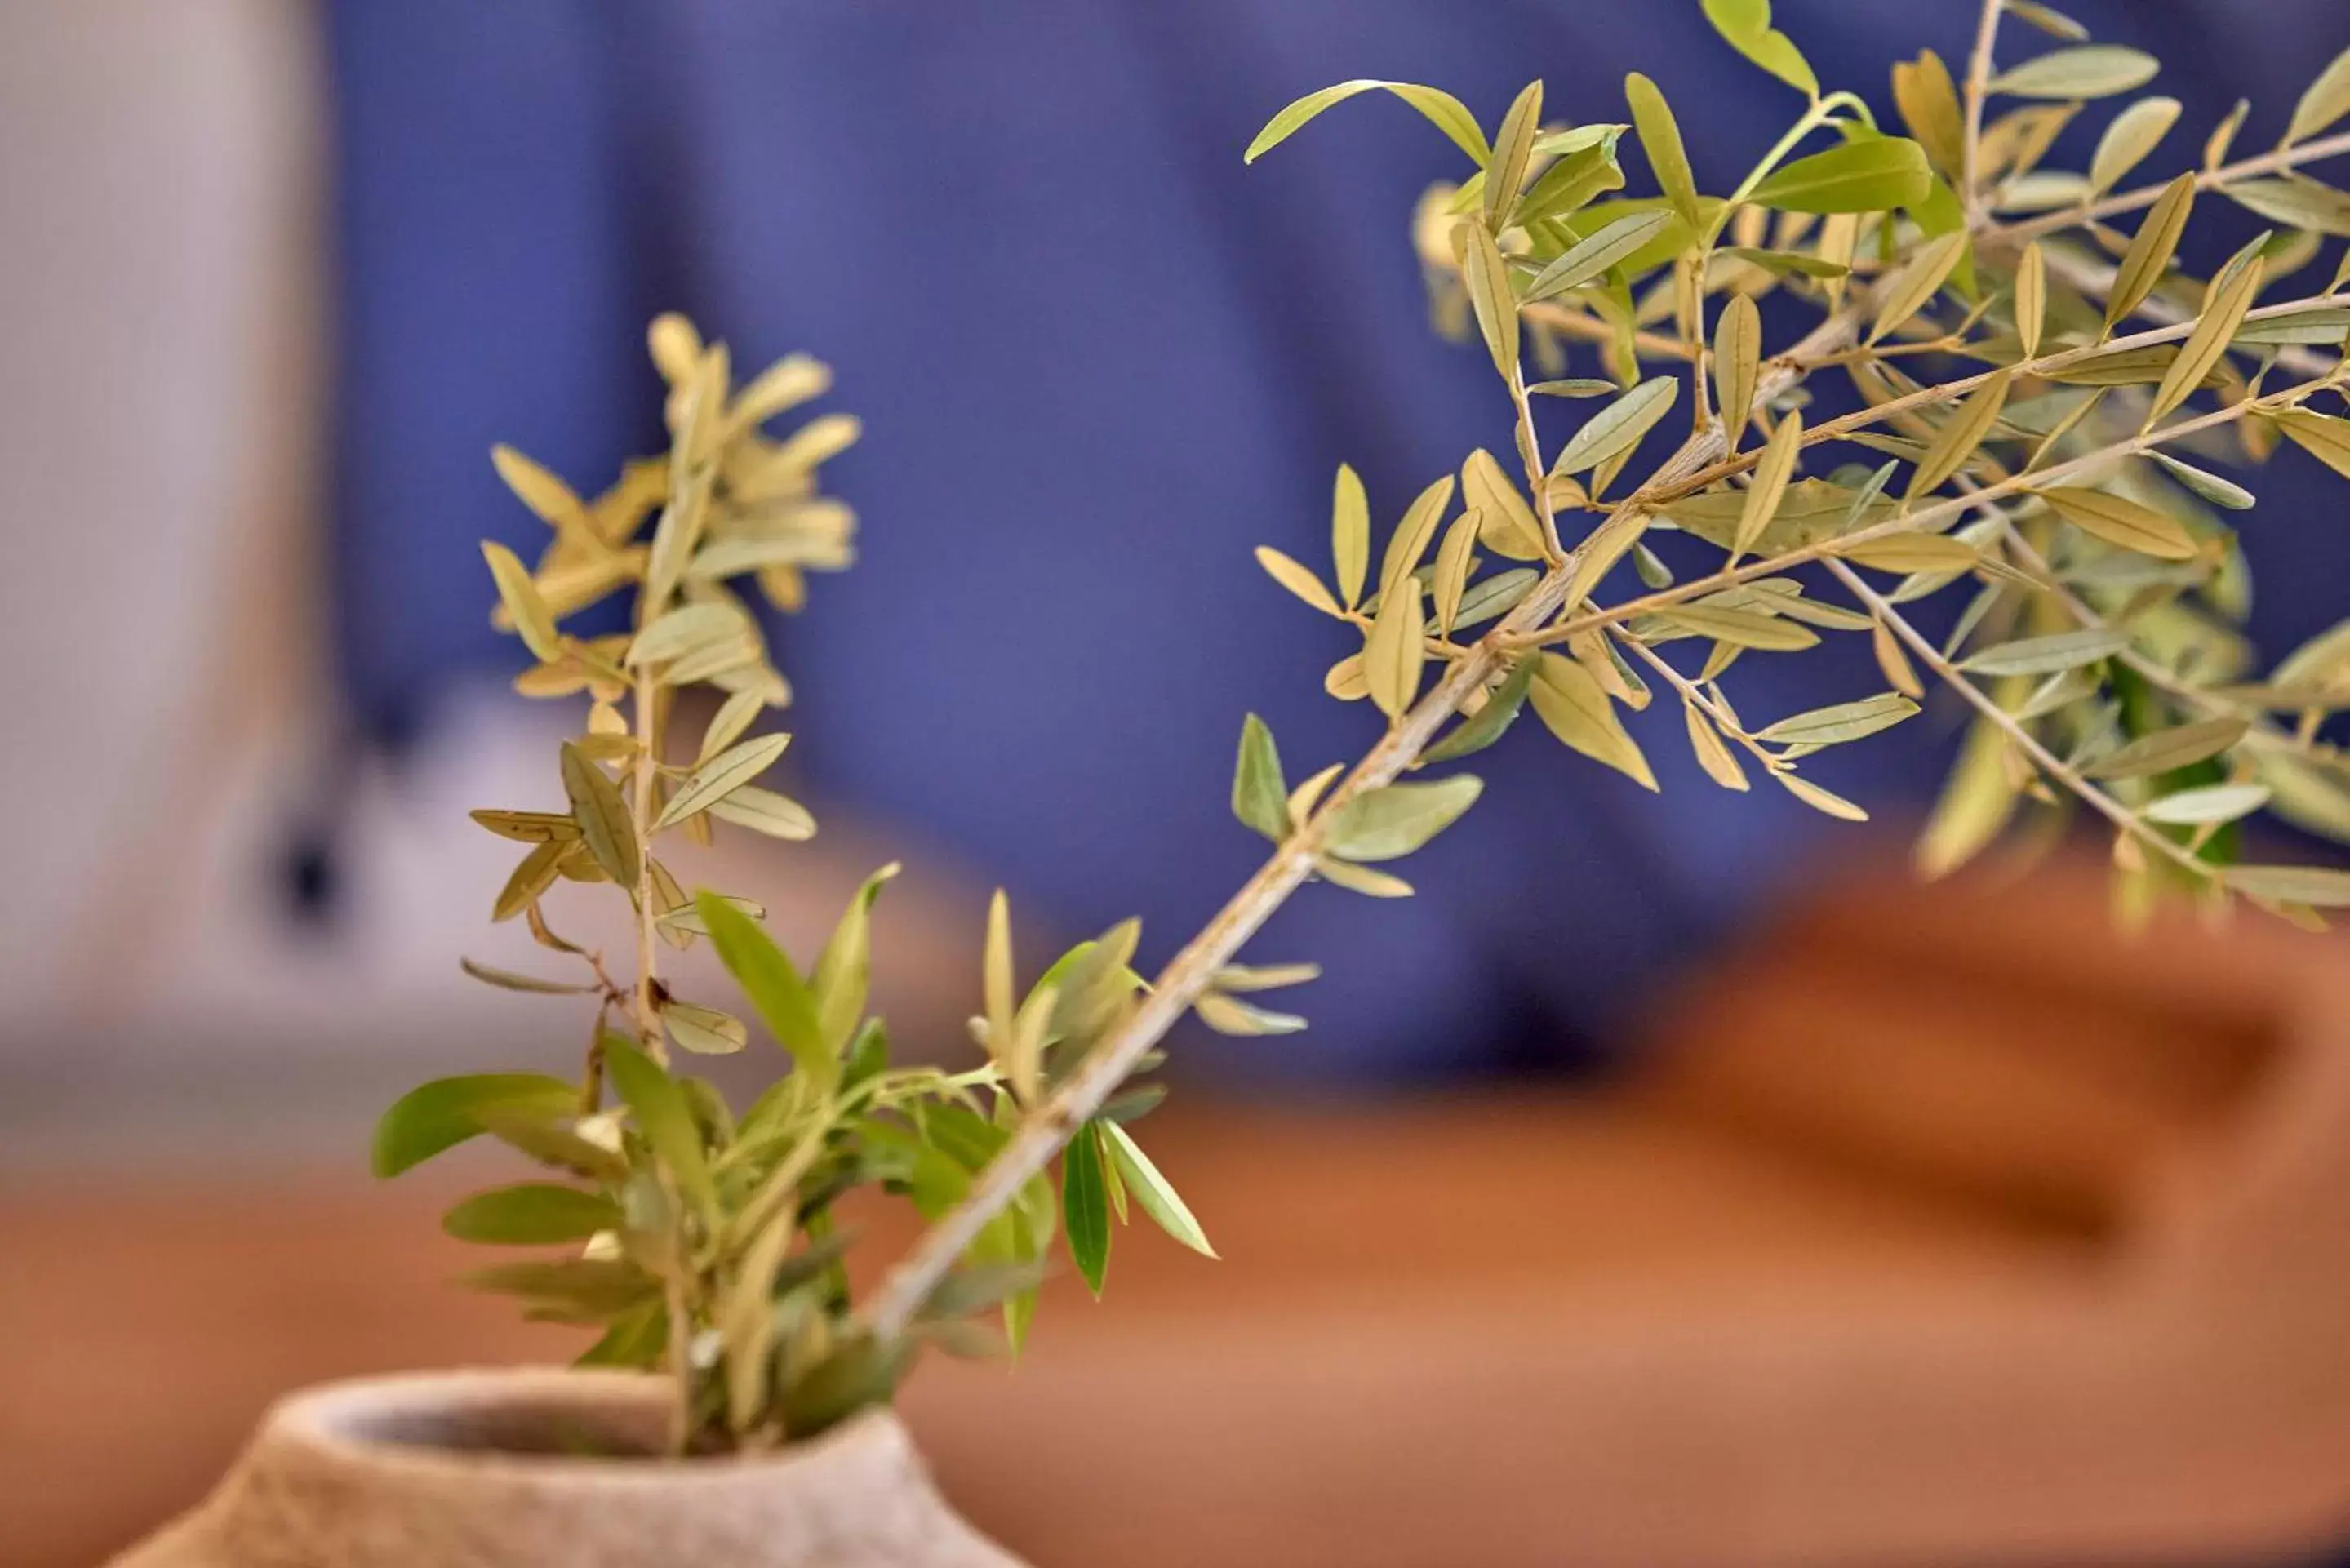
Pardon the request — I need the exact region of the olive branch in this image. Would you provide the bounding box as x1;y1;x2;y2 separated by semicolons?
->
864;0;2350;1335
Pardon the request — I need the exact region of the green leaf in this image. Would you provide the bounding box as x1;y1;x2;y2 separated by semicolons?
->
1231;713;1291;842
2226;177;2350;238
1907;370;2012;502
1892;51;1965;178
1869;230;1969;344
1460;220;1520;381
812;863;900;1055
1514;136;1628;228
1423;659;1537;765
1529;651;1657;788
661;999;750;1056
655;734;793;829
464;1258;658;1319
442;1184;620;1246
1062;1122;1111;1297
1331;464;1369;608
706;785;816;841
560;742;640;888
1485;81;1544;228
1552;376;1680;477
1322;775;1485;861
1624;74;1699;229
1313;855;1415;898
2148;255;2263;428
779;1332;911;1441
1751;138;1933;215
1775;771;1870;822
1101;1122;1216;1259
626;602;743;668
2007;2;2090;41
1523;211;1676;304
2035;486;2198;561
1194;992;1308;1036
602;1035;715;1216
482;542;561;663
1243;79;1489;167
1713;292;1761;453
1699;0;1818;97
1385;473;1461;588
1211;961;1322;993
459;957;595;996
1992;46;2160;100
1254;545;1344;617
1364;574;1428;723
2088;96;2180;197
372;1073;577;1178
1961;627;2130;676
2227;864;2350;908
476;1112;629;1183
1732;410;1803;562
1655;603;1820;651
2143;782;2269;826
2108;172;2197;326
470;808;582;845
2149;452;2256;510
1755;693;1921;747
697;891;833;1090
2287;45;2350;145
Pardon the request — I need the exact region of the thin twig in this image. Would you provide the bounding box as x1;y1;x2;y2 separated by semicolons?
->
1986;127;2350;248
1826;557;2217;883
859;291;1870;1339
1961;0;2002;228
1511;367;2333;651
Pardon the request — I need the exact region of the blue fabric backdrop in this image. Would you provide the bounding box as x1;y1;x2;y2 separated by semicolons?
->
326;0;2348;1078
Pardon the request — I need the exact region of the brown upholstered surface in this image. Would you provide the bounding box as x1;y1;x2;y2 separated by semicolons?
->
7;860;2347;1566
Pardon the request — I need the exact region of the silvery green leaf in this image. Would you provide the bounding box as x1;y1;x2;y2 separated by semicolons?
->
2228;864;2350;907
1453;567;1540;629
1992;46;2159;100
1194;992;1309;1036
1101;1122;1215;1258
1422;660;1535;764
1624;73;1700;228
2086;717;2248;780
1961;627;2130;676
1552;377;1679;476
1243;80;1489;166
1755;693;1921;747
1322;775;1485;861
1231;714;1291;842
657;733;793;828
2143;782;2269;826
2149;451;2256;510
1523;211;1676;303
560;742;641;886
2286;45;2350;146
460;957;595;996
1211;962;1322;993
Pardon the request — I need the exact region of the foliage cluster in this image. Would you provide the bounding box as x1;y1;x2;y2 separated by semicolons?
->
383;0;2350;1454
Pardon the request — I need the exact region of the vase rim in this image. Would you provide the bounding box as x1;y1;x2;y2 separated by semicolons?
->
264;1366;904;1482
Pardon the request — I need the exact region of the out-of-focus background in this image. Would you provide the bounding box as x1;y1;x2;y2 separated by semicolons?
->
6;1;2350;1563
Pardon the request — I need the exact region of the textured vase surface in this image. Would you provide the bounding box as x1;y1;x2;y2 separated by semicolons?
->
109;1367;1026;1568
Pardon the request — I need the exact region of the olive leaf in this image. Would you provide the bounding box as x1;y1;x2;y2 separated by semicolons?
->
1751;138;1932;215
1231;714;1291;842
1322;776;1486;861
1243;79;1489;166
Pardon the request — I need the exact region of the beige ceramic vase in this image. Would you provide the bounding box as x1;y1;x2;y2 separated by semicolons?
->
109;1368;1026;1568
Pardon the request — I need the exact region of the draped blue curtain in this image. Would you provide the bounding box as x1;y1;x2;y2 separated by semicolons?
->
326;0;2349;1078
